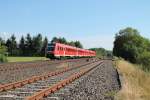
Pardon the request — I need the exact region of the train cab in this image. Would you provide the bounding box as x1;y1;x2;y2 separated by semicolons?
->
46;43;56;59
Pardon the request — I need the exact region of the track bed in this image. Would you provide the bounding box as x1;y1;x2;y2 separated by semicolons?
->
0;60;120;100
0;58;91;84
0;60;101;100
43;60;120;100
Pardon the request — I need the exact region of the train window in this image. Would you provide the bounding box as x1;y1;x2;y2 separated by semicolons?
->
58;47;62;51
57;46;59;50
61;47;63;50
47;46;54;51
48;43;55;46
47;43;55;51
48;44;51;46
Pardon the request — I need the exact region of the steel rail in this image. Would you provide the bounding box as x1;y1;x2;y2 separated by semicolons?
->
0;60;98;92
25;61;102;100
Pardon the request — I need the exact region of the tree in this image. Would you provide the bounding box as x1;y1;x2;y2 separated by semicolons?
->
32;34;43;56
6;39;11;55
58;37;67;44
19;36;25;56
25;33;33;56
9;34;17;56
113;27;141;62
51;37;59;43
0;37;5;45
41;37;48;56
51;37;67;44
51;37;83;48
113;27;150;71
90;48;110;58
68;41;76;47
74;41;83;48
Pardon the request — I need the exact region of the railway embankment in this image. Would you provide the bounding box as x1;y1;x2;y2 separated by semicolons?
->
114;60;150;100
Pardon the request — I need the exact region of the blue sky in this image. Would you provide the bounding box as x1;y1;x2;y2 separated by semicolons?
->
0;0;150;50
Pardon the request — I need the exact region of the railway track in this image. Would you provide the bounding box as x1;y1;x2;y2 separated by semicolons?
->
0;60;103;100
0;58;91;84
0;59;84;72
0;60;95;92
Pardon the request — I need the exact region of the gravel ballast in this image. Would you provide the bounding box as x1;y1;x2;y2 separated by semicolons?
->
46;60;120;100
0;59;90;84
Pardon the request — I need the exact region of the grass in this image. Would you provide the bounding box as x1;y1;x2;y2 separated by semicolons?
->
114;59;150;100
7;57;49;62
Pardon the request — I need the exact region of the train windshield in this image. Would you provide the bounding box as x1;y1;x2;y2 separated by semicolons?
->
47;43;55;51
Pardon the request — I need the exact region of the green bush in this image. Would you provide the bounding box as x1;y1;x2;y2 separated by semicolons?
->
137;51;150;71
113;27;150;71
0;44;7;63
0;54;7;63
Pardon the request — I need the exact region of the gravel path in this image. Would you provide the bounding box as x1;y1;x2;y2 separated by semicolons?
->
46;60;120;100
0;58;91;84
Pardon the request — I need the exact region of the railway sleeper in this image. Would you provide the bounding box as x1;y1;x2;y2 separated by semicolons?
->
0;61;102;100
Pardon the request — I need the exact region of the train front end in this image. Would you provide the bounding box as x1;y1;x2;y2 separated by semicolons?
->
46;43;56;59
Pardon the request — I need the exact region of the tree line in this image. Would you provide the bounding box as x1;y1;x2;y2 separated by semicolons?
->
51;37;83;48
113;27;150;71
0;33;83;59
2;34;48;56
90;48;112;58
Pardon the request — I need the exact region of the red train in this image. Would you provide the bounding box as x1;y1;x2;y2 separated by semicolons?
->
46;42;96;59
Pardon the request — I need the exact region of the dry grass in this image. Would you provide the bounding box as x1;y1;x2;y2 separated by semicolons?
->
115;60;150;100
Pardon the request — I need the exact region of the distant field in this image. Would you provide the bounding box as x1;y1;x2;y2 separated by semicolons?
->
7;57;49;62
115;59;150;100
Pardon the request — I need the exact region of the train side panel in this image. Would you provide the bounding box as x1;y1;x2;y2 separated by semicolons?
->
46;42;96;59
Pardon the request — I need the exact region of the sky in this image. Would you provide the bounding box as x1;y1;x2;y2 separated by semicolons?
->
0;0;150;50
